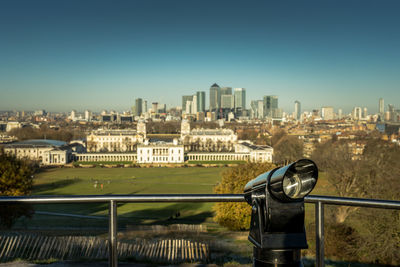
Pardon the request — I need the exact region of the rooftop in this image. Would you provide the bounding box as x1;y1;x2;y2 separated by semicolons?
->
5;139;67;147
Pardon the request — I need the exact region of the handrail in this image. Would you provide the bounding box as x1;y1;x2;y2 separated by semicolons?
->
0;194;399;267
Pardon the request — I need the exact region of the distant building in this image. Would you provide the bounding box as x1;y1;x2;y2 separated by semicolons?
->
294;101;301;120
182;95;193;114
137;139;184;164
142;100;148;114
134;98;143;116
321;107;334;120
363;107;368;119
196;91;206;113
187;141;273;163
3;139;77;165
338;109;343;119
84;110;92;121
86;123;146;152
6;121;21;132
180;120;237;151
119;113;133;123
209;83;221;111
234;88;246;110
101;111;117;122
70;110;77;121
221;87;232;96
263;96;278;118
353;107;362;120
152;102;158;113
34;110;47;116
379;98;384;115
221;95;234;109
234;142;273;163
191;95;197;114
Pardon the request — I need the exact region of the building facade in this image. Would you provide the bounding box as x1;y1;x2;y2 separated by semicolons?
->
263;95;278;118
209;83;221;111
3;139;72;165
196;91;206;113
86;124;146;152
137;139;184;164
234;88;246;110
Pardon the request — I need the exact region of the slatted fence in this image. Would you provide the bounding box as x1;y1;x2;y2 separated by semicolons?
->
0;234;209;264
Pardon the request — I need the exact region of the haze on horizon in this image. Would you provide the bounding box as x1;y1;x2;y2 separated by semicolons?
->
0;0;399;114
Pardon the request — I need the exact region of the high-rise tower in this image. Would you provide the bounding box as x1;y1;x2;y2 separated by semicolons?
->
294;101;301;120
134;98;143;116
196;91;206;113
209;83;221;111
379;98;384;115
234;88;246;110
263;96;278;118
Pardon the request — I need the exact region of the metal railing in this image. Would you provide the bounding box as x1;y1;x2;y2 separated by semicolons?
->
1;194;400;267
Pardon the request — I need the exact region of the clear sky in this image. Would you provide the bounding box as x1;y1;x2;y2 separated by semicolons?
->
0;0;399;114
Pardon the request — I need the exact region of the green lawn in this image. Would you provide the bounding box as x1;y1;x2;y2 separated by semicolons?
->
17;167;227;229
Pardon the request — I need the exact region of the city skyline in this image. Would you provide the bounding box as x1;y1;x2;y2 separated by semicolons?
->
1;0;400;113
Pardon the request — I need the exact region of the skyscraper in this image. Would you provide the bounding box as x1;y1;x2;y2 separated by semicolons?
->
84;110;92;121
196;91;206;112
234;88;246;110
250;100;263;119
134;98;143;116
221;87;232;96
379;98;384;115
221;95;235;109
294;101;301;120
152;102;158;113
321;106;334;120
182;95;193;113
263;96;278;118
363;107;368;119
338;109;343;119
353;107;362;120
142;100;148;114
191;94;197;114
209;83;221;111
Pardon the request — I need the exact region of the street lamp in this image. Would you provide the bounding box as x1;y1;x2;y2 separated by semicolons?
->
244;159;318;267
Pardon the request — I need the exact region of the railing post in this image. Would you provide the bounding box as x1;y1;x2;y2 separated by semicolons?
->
315;201;325;267
109;200;118;267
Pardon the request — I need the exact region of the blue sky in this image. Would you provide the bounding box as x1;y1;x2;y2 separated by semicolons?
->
0;0;399;113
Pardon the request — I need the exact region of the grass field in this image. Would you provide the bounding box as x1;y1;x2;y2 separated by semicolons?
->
17;167;228;229
16;166;332;230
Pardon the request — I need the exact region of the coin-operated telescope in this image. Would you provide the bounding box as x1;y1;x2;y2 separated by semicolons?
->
244;159;318;267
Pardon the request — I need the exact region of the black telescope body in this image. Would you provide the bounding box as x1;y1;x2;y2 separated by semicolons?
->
244;159;318;267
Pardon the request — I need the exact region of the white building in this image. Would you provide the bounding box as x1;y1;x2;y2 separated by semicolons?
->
43;148;69;165
353;107;362;120
3;139;72;165
137;139;184;164
6;122;21;132
86;121;146;152
234;142;273;163
321;107;334;120
84;110;92;121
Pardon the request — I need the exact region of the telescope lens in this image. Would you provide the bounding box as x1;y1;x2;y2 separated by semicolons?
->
282;160;317;199
283;174;301;198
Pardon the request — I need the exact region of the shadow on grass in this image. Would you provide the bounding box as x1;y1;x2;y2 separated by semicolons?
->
118;203;213;227
33;178;82;194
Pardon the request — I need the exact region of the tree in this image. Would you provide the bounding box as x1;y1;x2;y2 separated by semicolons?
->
213;162;276;230
311;140;366;223
0;154;35;229
273;135;304;165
